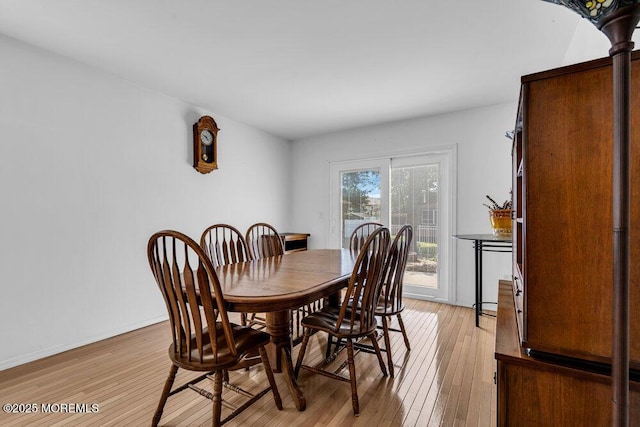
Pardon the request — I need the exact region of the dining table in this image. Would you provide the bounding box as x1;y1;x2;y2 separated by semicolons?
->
215;248;356;411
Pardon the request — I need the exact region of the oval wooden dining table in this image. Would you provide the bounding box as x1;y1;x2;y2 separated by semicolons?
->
215;248;356;411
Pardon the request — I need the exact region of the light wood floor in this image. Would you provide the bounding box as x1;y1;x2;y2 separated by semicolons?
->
0;299;496;426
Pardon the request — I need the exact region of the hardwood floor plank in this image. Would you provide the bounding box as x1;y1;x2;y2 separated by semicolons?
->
455;320;478;423
416;307;468;425
404;305;461;424
0;299;497;426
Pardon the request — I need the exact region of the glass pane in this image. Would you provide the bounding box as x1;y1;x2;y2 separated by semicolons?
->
340;169;381;248
391;163;439;288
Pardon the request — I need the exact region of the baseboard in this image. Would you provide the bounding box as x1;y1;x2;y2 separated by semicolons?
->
403;291;449;304
0;315;168;371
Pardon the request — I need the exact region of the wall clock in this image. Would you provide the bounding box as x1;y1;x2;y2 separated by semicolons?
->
193;115;220;174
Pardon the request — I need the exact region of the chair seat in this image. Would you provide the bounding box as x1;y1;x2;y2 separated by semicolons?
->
300;306;375;339
349;295;404;317
375;296;405;316
170;322;271;370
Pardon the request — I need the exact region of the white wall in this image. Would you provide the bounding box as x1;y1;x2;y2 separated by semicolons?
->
290;104;516;308
562;18;640;66
0;35;292;369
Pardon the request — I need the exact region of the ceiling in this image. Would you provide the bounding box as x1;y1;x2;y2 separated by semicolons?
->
0;1;584;140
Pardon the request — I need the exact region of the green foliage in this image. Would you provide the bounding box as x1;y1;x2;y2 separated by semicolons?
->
416;241;437;260
342;170;380;218
483;194;512;210
391;165;439;215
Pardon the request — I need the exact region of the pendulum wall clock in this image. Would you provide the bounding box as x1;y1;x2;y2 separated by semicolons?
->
193;115;219;174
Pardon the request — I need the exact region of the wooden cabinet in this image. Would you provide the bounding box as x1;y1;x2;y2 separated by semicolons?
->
280;233;310;253
511;52;640;367
495;281;640;425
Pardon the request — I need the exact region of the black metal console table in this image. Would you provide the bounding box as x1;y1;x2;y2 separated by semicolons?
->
453;234;512;327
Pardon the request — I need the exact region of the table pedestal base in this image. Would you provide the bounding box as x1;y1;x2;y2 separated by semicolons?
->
266;310;306;411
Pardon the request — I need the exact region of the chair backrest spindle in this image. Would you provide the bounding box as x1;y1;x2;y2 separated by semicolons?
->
380;225;413;314
246;222;285;259
200;224;251;267
349;222;384;252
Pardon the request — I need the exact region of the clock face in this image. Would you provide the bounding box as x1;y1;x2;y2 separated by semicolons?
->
200;129;214;146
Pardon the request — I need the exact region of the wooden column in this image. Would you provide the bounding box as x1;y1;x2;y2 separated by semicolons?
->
600;6;640;426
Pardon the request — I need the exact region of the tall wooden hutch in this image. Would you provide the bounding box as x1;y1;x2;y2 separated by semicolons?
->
495;53;640;424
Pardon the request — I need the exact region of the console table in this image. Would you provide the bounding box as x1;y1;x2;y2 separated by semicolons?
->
280;232;310;253
453;234;512;327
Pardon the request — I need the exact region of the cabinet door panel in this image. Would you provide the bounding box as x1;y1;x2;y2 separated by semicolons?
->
518;56;640;365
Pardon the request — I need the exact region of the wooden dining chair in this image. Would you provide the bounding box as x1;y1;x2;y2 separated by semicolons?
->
323;221;385;357
147;230;282;427
245;222;285;259
200;224;251;268
349;221;384;252
376;224;413;377
294;227;391;416
243;222;285;328
200;224;255;327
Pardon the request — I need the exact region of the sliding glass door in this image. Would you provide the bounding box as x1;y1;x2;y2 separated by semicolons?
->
330;148;455;303
390;154;451;301
330;159;389;249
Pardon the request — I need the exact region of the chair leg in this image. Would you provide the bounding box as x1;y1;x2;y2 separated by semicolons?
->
211;370;223;427
325;333;333;360
294;329;311;378
381;315;394;377
152;364;178;427
368;331;388;377
345;338;360;416
329;337;344;358
259;346;283;410
397;313;411;350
